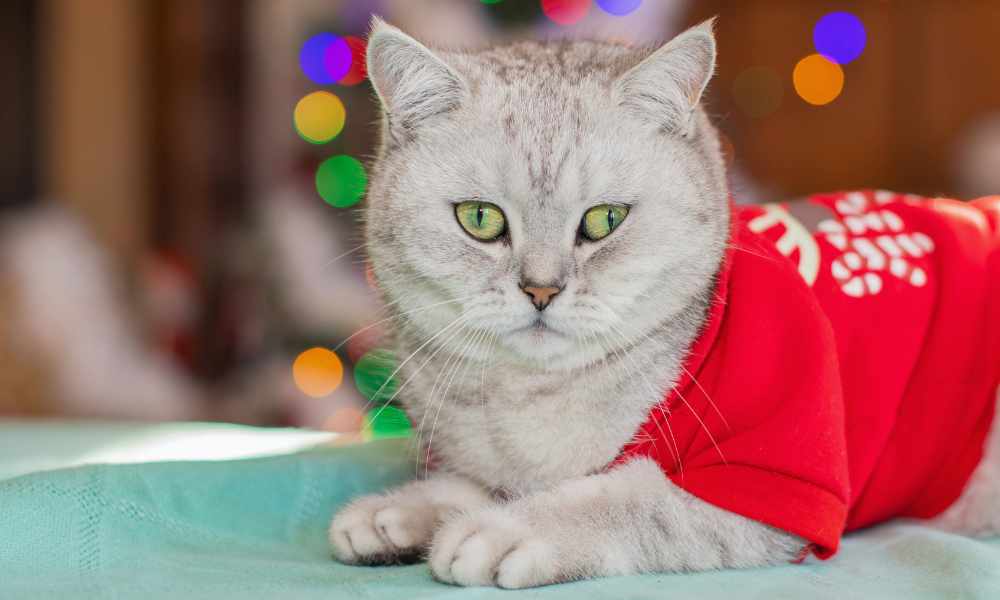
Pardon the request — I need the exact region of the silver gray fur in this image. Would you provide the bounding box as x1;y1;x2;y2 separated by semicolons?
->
330;19;999;588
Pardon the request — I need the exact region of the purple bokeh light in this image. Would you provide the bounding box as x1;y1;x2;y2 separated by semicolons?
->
596;0;642;16
813;12;867;65
300;33;354;85
323;37;354;83
300;33;338;85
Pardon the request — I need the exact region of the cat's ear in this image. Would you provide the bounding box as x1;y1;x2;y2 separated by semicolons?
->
614;19;717;136
366;18;466;139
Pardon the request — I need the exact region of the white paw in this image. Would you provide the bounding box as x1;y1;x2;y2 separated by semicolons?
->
329;495;436;565
429;509;560;589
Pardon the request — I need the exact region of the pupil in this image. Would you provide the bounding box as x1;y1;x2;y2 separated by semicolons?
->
607;209;614;230
477;206;484;227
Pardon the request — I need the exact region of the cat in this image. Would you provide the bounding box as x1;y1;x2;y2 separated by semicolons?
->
329;18;1000;588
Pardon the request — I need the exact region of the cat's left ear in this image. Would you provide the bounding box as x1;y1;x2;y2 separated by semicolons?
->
366;18;467;141
614;19;717;136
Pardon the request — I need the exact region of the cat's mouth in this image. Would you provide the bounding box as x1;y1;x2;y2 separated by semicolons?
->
512;315;564;337
503;314;577;360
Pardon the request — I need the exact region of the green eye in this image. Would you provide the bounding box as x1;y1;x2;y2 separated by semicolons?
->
455;201;507;241
582;204;629;241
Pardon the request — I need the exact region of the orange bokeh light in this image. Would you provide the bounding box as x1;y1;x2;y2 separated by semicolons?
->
293;91;346;144
793;54;845;106
293;347;344;398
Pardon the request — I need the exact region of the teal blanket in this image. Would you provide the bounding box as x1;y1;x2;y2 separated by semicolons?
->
1;422;998;599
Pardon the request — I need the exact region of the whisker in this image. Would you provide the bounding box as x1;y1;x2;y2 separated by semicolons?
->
678;363;731;431
726;241;778;264
379;321;470;412
598;326;683;476
412;321;481;466
332;293;478;352
577;321;675;467
650;403;684;483
669;383;727;465
322;243;366;269
480;331;498;412
608;318;726;467
408;321;475;468
422;327;485;478
361;311;473;420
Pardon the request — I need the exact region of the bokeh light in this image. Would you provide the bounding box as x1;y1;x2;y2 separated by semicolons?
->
338;36;367;86
354;348;398;405
300;34;340;85
324;405;364;433
362;405;412;440
793;54;845;106
732;66;783;118
345;326;382;364
542;0;590;26
596;0;642;16
316;155;368;208
292;347;344;398
293;91;346;144
480;0;503;4
299;33;360;85
323;36;354;83
813;12;867;65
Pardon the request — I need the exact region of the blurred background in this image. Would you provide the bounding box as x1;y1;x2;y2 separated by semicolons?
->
1;0;999;433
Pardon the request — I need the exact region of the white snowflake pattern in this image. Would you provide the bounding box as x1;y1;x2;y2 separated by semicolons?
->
818;191;934;298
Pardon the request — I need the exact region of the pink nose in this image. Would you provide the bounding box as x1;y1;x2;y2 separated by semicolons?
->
521;285;561;311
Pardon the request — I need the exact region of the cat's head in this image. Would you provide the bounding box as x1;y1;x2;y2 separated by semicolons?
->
363;19;729;369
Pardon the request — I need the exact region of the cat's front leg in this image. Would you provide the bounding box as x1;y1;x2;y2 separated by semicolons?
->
330;475;491;565
429;458;802;588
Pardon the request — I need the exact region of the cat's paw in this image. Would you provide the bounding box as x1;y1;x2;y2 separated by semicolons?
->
429;508;561;589
329;495;436;565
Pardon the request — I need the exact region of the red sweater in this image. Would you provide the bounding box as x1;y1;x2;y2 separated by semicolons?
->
617;191;1000;558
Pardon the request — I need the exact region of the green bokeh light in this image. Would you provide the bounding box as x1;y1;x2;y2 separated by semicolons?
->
316;155;367;208
354;348;398;405
363;405;412;440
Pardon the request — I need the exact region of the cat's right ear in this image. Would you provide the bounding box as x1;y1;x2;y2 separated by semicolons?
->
614;19;717;136
366;18;466;140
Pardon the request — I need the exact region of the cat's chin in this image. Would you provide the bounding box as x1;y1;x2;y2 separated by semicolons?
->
503;322;576;363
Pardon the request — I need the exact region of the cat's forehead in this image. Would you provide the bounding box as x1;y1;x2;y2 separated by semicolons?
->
379;38;711;213
448;40;643;89
429;41;650;206
443;40;654;147
473;41;648;206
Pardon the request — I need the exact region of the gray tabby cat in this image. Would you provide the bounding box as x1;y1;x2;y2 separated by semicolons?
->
330;19;1000;588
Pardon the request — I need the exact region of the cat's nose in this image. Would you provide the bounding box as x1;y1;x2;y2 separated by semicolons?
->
520;282;562;311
